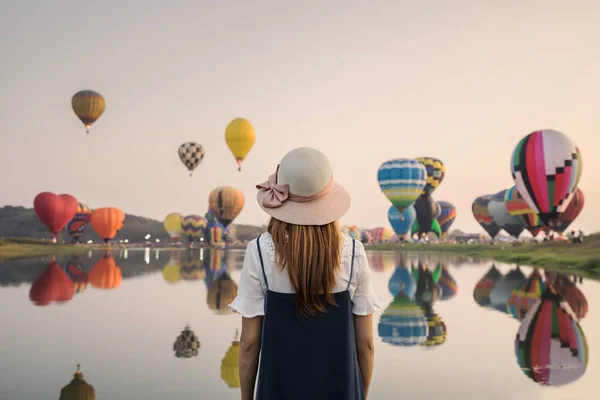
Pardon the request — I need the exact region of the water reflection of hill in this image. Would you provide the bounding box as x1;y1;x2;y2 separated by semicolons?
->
0;248;245;287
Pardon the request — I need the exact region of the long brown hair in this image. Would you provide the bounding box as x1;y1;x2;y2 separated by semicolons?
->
267;217;342;317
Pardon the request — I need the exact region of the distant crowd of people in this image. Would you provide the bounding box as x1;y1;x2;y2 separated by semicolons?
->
543;230;584;244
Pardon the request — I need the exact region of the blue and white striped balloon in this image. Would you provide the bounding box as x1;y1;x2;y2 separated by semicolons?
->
378;159;428;213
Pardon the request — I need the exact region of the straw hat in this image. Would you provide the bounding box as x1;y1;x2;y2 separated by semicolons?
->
256;147;350;225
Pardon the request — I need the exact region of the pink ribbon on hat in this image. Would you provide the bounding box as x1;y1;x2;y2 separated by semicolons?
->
256;165;334;208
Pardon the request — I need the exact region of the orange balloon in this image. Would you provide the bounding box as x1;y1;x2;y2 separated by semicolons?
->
115;208;125;230
90;207;122;243
89;256;123;290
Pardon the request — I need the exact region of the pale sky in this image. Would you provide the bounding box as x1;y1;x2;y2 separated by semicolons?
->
1;0;598;234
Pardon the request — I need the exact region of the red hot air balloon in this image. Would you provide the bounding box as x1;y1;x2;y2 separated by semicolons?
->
33;192;78;241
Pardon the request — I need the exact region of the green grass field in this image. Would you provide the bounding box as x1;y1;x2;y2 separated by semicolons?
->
368;233;600;278
0;238;89;261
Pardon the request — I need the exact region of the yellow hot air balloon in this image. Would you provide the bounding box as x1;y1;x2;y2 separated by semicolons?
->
220;329;240;388
163;212;184;242
72;90;106;134
225;118;256;171
208;186;244;228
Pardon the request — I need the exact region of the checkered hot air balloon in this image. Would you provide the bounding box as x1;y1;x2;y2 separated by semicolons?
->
178;142;205;176
511;129;583;226
174;325;201;358
377;159;427;214
415;157;446;196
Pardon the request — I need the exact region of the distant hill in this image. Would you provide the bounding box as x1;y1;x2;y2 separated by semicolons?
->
0;206;265;243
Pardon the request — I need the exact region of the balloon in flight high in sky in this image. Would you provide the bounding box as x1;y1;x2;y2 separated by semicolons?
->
510;129;583;225
225;118;256;171
178;142;205;176
71;90;106;134
377;159;427;214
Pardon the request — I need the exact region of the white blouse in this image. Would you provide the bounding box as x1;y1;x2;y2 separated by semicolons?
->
229;233;382;318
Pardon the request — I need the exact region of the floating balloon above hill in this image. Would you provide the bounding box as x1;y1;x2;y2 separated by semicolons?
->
208;186;244;228
33;192;78;241
511;129;583;225
178;142;205;176
377;159;427;214
225;118;256;171
415;157;446;196
72;90;105;134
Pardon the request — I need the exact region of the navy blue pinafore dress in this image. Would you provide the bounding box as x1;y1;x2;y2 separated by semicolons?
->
254;235;365;400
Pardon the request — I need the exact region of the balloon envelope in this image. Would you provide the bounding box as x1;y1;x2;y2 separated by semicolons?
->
377;159;427;214
208;186;244;228
511;129;583;225
225;118;256;171
90;207;122;242
472;195;502;238
34;192;78;237
164;212;184;241
504;186;544;237
415;157;446;196
489;190;524;238
549;188;584;234
72;90;105;133
437;201;457;236
388;205;416;236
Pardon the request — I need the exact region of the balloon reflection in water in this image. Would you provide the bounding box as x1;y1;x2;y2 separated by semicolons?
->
378;293;428;347
388;264;416;299
207;272;238;315
413;262;447;347
473;264;503;307
65;260;89;294
546;272;588;320
221;329;241;388
181;254;206;281
515;286;589;386
29;262;75;306
507;269;546;320
59;364;95;400
367;252;396;272
162;258;182;284
490;267;526;313
88;256;122;290
174;325;201;358
436;264;457;301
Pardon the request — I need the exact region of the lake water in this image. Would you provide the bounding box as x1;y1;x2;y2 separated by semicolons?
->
0;248;596;400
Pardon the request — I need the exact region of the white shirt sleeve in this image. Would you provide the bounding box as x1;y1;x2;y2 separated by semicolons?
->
229;240;266;318
351;241;383;315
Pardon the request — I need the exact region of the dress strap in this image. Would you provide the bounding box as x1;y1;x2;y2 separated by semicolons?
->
256;234;269;291
346;239;356;291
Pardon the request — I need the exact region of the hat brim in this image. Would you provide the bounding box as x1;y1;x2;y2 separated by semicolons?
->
257;180;351;226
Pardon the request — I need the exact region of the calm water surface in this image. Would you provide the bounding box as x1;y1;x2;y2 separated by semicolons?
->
0;248;597;400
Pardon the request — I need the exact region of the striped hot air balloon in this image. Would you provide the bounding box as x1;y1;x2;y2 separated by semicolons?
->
72;90;105;134
377;159;427;214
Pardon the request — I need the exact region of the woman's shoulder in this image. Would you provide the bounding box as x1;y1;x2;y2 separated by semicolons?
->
341;234;366;263
245;232;276;263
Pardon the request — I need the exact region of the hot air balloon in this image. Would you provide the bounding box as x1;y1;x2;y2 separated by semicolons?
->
59;365;96;400
29;262;76;306
181;215;207;244
546;272;588;320
33;192;78;241
115;208;125;232
488;190;524;238
221;330;241;388
207;221;225;246
507;269;546;321
511;129;583;225
388;205;416;238
515;286;589;386
369;227;394;243
181;255;206;281
163;212;184;242
65;203;92;243
225;117;256;171
412;195;442;238
378;293;428;347
174;325;201;358
377;159;427;214
88;256;122;290
415;157;446;196
548;188;584;234
413;261;442;305
504;186;544;237
72;90;105;134
472;195;501;239
178;142;205;176
208;186;244;228
436;201;457;237
473;264;504;307
90;207;122;243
